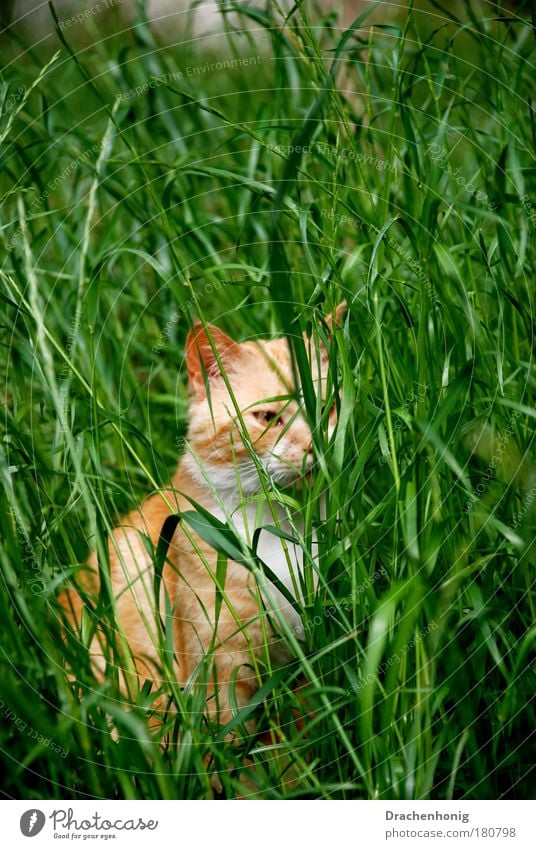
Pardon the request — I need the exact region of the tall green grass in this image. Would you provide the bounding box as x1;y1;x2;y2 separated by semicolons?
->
0;0;534;799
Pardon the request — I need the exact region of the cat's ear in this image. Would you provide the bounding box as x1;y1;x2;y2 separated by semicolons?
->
186;322;240;393
309;301;348;360
324;300;347;330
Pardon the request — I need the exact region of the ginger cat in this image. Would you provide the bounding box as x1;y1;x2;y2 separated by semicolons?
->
60;304;345;727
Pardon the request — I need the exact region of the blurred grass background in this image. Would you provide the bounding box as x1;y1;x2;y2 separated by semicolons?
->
0;0;535;799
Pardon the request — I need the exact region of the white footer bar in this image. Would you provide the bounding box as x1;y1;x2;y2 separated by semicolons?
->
4;799;533;848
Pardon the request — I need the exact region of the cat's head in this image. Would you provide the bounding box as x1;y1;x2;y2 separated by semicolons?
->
183;303;346;496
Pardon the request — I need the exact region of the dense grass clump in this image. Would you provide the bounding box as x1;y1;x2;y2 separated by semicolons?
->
0;0;534;799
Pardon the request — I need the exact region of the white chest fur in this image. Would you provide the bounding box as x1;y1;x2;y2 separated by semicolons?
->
212;499;315;637
181;454;317;637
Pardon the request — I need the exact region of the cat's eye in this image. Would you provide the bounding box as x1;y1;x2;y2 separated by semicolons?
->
253;410;282;426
